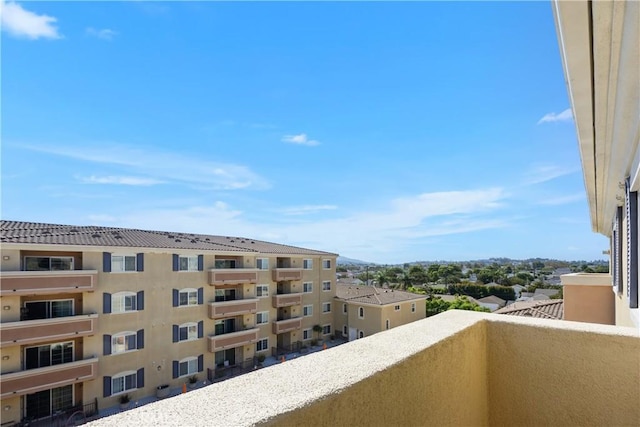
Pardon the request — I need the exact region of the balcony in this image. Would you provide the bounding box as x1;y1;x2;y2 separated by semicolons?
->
0;314;98;348
0;358;99;398
272;293;303;308
208;328;259;353
100;310;639;426
272;268;303;282
208;269;259;285
0;270;98;296
561;273;615;325
208;299;259;319
272;317;302;334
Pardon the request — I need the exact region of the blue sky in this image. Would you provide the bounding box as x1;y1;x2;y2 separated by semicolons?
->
1;1;608;264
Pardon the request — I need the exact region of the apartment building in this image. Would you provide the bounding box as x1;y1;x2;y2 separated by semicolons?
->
335;284;427;340
0;220;337;424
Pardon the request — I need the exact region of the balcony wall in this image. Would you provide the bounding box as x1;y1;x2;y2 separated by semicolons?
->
0;314;98;348
561;273;615;325
272;268;302;282
272;317;302;335
0;358;99;398
208;328;259;353
90;311;640;427
0;270;98;296
208;299;259;319
208;269;258;285
272;293;303;308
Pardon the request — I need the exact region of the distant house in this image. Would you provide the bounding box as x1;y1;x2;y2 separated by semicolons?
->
494;300;564;320
335;284;427;341
534;288;561;298
511;284;526;298
476;295;507;312
337;278;363;286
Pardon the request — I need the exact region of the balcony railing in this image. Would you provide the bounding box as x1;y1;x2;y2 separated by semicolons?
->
0;357;99;398
0;314;98;348
99;310;640;426
208;269;259;285
272;293;303;308
272;317;302;334
208;328;259;353
0;270;98;296
208;299;259;319
272;268;303;282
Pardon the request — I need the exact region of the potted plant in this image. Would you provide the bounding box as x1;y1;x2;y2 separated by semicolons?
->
156;384;170;399
118;393;131;410
187;375;198;389
313;324;323;345
257;353;266;365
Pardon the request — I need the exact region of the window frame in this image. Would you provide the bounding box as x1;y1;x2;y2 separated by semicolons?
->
178;357;198;378
111;370;137;396
358;307;364;318
24;256;74;272
303;282;313;293
302;328;312;341
256;311;269;325
411;302;416;313
256;284;269;298
303;259;313;270
322;259;331;270
342;303;347;314
322;324;331;335
179;255;199;272
256;338;269;352
256;258;269;270
322;281;331;292
394;305;401;311
322;302;331;313
111;331;137;355
178;322;198;342
111;255;137;273
178;288;199;307
303;305;313;317
112;292;138;314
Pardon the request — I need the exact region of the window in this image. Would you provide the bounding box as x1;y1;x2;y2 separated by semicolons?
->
303;329;312;340
256;338;268;352
24;256;73;271
394;305;400;311
25;385;73;420
322;324;331;335
322;302;331;313
256;311;269;325
178;357;198;377
111;255;137;272
179;289;198;306
24;299;73;320
112;371;138;395
214;318;235;336
322;259;331;269
112;332;137;354
303;305;313;316
215;288;236;302
215;259;236;269
180;323;198;341
386;319;390;330
256;285;269;297
358;307;364;318
179;256;199;271
411;302;416;313
112;292;137;313
256;258;269;270
359;330;364;339
303;259;313;269
322;281;331;291
342;325;348;336
343;303;347;314
303;282;313;293
25;341;73;369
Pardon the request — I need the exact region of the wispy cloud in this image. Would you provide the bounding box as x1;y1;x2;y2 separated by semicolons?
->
78;175;163;186
0;1;61;39
86;27;117;40
20;143;271;191
282;133;320;146
523;164;579;185
537;193;584;205
279;205;338;215
537;108;573;124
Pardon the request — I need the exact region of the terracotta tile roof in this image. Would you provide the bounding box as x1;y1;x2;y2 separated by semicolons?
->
476;295;506;306
0;220;337;256
335;284;427;305
494;300;564;320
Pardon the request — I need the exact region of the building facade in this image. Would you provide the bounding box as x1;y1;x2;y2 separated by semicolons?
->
0;221;337;424
334;284;427;340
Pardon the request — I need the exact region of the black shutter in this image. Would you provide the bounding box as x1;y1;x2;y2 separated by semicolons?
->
137;291;144;311
173;289;179;307
173;325;179;343
615;207;623;293
172;361;179;379
103;252;112;273
173;254;179;272
197;287;204;305
198;321;204;338
198;354;204;372
103;335;112;355
198;255;204;271
103;293;112;314
137;329;144;349
136;253;144;272
136;368;144;388
627;179;638;309
103;376;112;397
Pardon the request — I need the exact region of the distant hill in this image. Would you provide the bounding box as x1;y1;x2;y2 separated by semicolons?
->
337;256;373;265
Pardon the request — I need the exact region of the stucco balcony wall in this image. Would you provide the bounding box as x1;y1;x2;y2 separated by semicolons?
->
87;311;639;427
561;272;615;325
0;314;98;348
208;269;258;285
0;270;98;296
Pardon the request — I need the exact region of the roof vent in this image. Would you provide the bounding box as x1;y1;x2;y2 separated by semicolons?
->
241;240;245;243
92;234;101;238
114;235;122;239
230;240;235;242
168;235;174;238
175;239;181;242
205;238;210;241
191;240;197;243
70;229;79;233
251;241;255;244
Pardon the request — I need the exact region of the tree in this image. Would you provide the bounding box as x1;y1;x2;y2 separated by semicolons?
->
409;265;429;285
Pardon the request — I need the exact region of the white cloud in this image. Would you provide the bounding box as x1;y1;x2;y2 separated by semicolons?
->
78;175;164;186
21;143;271;191
86;27;117;40
0;1;61;39
537;108;573;124
523;164;579;185
279;205;338;215
537;193;584;205
282;133;320;146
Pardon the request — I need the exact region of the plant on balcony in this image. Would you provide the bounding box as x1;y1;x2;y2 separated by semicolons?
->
257;354;266;364
118;393;131;409
187;375;198;389
156;384;170;399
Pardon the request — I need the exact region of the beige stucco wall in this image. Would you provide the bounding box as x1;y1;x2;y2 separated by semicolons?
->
561;273;615;325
